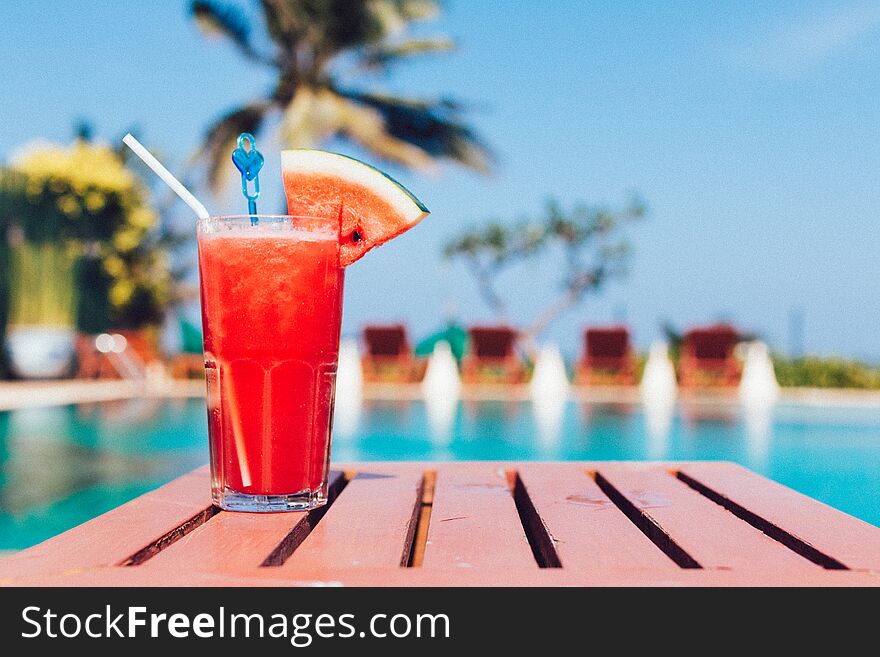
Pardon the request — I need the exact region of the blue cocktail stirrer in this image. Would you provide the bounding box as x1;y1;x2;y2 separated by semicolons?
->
231;132;264;224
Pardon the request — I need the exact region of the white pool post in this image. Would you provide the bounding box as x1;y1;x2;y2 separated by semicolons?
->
334;337;363;439
641;341;677;404
421;340;461;399
530;343;570;401
739;340;780;405
641;341;677;458
530;343;569;450
421;341;461;445
738;340;779;470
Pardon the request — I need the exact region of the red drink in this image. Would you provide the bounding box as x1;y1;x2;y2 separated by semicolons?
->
197;216;343;511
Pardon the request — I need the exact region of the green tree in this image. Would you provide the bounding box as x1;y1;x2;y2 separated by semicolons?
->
444;198;646;350
0;134;175;334
191;0;491;187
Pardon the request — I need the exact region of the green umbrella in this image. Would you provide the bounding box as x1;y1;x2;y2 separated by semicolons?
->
415;322;468;363
180;318;204;354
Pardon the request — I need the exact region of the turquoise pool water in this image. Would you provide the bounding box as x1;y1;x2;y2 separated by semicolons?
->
1;397;879;549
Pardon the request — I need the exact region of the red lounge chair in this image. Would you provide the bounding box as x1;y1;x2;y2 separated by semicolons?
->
361;324;417;383
575;326;637;386
461;325;525;384
679;323;742;388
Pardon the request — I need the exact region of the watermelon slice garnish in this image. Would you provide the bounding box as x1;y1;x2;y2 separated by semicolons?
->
281;149;429;266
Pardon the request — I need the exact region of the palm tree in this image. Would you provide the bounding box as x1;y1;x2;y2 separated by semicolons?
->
191;0;492;187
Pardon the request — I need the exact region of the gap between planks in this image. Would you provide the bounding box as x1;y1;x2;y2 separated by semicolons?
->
121;471;351;569
405;470;435;567
675;470;847;570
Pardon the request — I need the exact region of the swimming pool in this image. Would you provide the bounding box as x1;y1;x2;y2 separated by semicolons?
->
1;396;879;550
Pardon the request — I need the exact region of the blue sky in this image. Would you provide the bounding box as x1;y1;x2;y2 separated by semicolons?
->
2;1;880;359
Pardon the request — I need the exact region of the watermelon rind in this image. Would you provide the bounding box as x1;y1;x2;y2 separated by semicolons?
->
281;149;429;223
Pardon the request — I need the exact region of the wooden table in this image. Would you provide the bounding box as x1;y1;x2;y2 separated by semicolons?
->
3;462;880;586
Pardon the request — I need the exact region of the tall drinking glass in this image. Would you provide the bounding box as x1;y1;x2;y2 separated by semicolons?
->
197;215;344;512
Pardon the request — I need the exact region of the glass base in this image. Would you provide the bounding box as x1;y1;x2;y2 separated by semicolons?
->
214;487;327;513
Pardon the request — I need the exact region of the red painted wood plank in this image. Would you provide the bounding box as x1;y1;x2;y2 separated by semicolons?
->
516;464;677;571
0;467;213;578
677;462;880;571
281;564;880;587
596;463;816;571
422;463;535;569
6;563;880;588
6;461;880;587
143;470;346;573
280;465;423;572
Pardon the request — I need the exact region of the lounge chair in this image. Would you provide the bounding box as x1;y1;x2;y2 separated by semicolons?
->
75;330;154;380
361;324;417;383
75;334;105;379
575;326;637;386
461;325;525;384
679;323;742;388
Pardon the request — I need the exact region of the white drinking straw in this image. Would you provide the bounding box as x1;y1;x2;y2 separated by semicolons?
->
122;133;210;219
222;367;253;488
122;134;253;488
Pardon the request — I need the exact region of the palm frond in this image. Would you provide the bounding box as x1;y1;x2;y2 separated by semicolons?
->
191;0;274;65
375;0;441;27
258;0;287;42
280;86;428;169
338;89;493;172
264;0;381;53
259;0;302;47
318;0;385;50
195;0;493;179
200;101;274;189
331;94;435;169
394;0;442;21
361;36;455;70
279;86;334;148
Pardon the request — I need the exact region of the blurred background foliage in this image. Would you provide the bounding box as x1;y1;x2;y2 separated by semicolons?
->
191;0;491;188
772;356;880;390
0;2;876;389
444;197;646;348
0;135;174;337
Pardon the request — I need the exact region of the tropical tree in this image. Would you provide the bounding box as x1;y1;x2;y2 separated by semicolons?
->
444;198;646;352
191;0;491;187
0;134;176;334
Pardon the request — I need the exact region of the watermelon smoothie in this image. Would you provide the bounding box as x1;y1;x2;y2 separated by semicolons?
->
197;216;344;511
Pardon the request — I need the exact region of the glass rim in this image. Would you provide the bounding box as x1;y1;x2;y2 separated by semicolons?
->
197;214;337;236
200;214;334;222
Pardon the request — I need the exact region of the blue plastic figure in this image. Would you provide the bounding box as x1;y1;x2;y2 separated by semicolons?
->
231;133;264;221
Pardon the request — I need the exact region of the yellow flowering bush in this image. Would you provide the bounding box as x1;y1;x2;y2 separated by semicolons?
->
0;139;173;331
